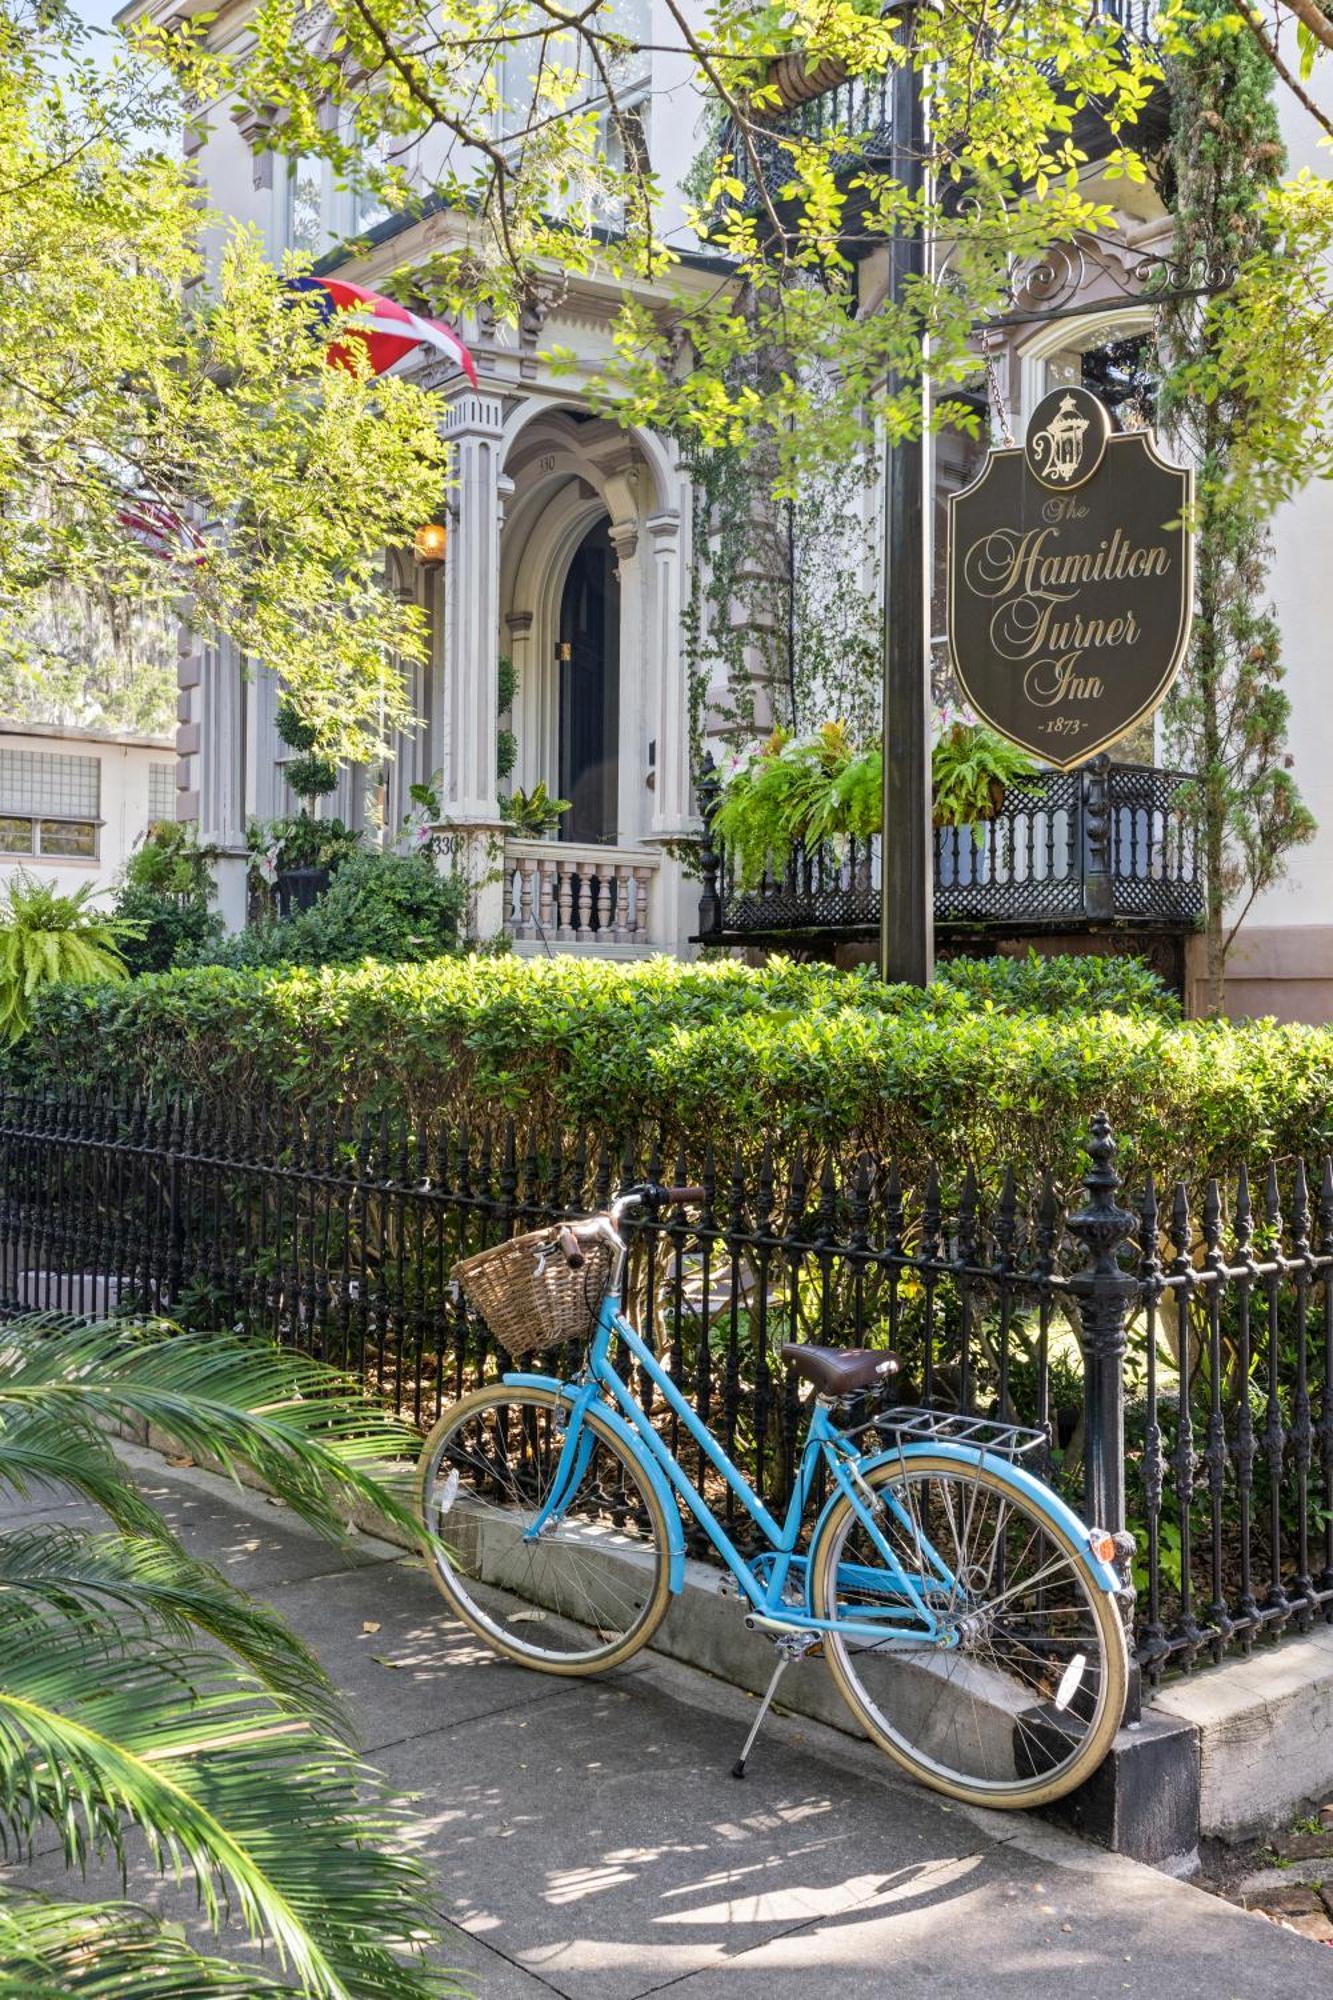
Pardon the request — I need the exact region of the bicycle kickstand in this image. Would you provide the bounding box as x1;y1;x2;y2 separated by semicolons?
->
731;1632;818;1780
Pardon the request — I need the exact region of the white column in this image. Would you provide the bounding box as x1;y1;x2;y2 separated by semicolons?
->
182;634;248;932
646;511;691;836
609;520;643;842
442;393;505;822
441;392;508;938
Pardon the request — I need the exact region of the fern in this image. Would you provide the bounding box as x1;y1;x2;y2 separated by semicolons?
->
0;877;135;1043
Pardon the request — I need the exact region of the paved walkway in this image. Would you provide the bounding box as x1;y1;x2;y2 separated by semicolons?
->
5;1449;1330;1998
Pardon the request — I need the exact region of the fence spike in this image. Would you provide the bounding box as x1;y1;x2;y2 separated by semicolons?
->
1293;1157;1311;1256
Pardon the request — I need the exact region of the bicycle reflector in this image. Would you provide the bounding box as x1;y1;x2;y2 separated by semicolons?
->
1088;1531;1117;1564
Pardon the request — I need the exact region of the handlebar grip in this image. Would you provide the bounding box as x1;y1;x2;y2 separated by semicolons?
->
659;1185;707;1206
557;1224;586;1269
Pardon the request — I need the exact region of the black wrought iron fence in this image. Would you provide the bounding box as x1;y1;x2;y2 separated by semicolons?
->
2;1088;1332;1695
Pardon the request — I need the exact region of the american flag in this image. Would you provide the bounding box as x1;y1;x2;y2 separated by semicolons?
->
287;276;478;385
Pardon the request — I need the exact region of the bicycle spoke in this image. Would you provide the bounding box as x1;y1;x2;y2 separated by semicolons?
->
815;1455;1124;1804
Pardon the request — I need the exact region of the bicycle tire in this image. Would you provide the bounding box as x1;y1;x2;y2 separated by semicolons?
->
810;1451;1127;1808
417;1382;674;1675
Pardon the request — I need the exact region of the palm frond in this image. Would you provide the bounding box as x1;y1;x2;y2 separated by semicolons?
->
0;1408;168;1540
0;1528;343;1733
0;1318;429;1552
0;1618;454;2000
0;1891;292;1998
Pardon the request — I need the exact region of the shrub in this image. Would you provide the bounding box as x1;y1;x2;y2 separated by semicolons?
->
13;951;1330;1200
112;823;223;975
196;848;466;969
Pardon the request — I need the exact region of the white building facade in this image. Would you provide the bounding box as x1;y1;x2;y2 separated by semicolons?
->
130;0;1333;1012
0;724;176;901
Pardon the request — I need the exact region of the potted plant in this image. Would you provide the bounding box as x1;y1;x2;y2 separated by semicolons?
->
270;702;351;915
930;719;1036;832
500;783;571;840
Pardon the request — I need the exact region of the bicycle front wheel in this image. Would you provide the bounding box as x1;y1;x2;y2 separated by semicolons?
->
417;1383;673;1674
810;1452;1127;1808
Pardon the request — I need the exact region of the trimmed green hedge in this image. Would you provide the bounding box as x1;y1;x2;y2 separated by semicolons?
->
13;951;1331;1197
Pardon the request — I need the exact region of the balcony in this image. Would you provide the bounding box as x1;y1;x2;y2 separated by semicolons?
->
503;837;662;955
695;759;1202;954
722;2;1166;239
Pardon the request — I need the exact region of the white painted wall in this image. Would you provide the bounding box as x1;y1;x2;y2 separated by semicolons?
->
0;725;175;904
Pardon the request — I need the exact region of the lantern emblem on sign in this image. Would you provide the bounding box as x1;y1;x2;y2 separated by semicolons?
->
1024;385;1110;491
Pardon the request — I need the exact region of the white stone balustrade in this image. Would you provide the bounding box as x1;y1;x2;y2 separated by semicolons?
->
503;839;659;951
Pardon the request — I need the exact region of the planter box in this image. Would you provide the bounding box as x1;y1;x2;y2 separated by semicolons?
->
275;865;329;917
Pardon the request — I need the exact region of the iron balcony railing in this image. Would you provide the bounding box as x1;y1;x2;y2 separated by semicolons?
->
720;1;1163;225
695;757;1203;947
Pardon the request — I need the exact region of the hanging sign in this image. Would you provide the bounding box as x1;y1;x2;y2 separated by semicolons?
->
947;386;1193;770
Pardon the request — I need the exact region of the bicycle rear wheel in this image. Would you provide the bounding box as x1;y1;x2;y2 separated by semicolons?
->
417;1382;673;1674
810;1452;1127;1808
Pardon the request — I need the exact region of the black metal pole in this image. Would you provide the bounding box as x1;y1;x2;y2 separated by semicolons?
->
879;8;933;986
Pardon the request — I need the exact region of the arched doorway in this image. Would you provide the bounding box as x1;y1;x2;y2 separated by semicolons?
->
558;519;620;844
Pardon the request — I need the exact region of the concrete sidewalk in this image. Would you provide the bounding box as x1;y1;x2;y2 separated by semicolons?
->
5;1448;1330;1999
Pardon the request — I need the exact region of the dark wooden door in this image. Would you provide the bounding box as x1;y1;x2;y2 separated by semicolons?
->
558;520;620;844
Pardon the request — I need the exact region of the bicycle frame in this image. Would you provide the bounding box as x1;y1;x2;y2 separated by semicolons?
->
505;1285;972;1649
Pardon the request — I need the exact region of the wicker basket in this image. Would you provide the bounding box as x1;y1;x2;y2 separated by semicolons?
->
451;1222;615;1358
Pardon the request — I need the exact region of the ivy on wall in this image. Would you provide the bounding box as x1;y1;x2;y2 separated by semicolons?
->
1160;0;1316;1012
680;419;882;775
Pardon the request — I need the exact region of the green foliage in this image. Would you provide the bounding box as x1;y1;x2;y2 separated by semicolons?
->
930;724;1037;831
936;951;1181;1022
1160;3;1317;1009
499;783;570;839
275;701;321;754
19;951;1325;1205
253;816;362;879
714;723;1037;887
0;878;132;1043
148;0;1176;500
201;850;465;969
114;826;222;977
0;6;449;762
283;753;342;806
0;1312;455;1995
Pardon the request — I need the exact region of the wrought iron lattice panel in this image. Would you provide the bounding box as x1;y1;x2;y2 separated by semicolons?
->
701;761;1202;944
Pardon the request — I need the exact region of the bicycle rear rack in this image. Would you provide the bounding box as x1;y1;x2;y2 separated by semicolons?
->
859;1405;1047;1462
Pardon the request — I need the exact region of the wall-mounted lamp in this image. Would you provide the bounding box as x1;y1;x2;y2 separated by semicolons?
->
413;521;449;568
556;640;572;663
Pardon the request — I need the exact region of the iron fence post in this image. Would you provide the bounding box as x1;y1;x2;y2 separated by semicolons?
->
1081;754;1114;921
1068;1109;1140;1719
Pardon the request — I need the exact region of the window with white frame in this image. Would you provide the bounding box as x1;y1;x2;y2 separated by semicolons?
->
148;761;176;824
1036;316;1158;430
0;750;101;860
284;154;328;257
497;0;649;138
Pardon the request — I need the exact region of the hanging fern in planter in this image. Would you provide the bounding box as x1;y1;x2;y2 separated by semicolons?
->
714;722;1037;886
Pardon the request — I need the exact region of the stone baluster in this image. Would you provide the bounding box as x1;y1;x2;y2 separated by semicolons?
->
536;855;556;937
633;865;654;944
614;864;633;942
514;855;536;940
575;860;596;940
556;860;575;940
595;859;615;938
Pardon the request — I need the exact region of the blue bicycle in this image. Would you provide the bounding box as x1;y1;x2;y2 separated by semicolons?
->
418;1185;1129;1808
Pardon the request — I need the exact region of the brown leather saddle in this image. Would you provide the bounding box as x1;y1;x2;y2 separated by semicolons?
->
780;1342;903;1397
